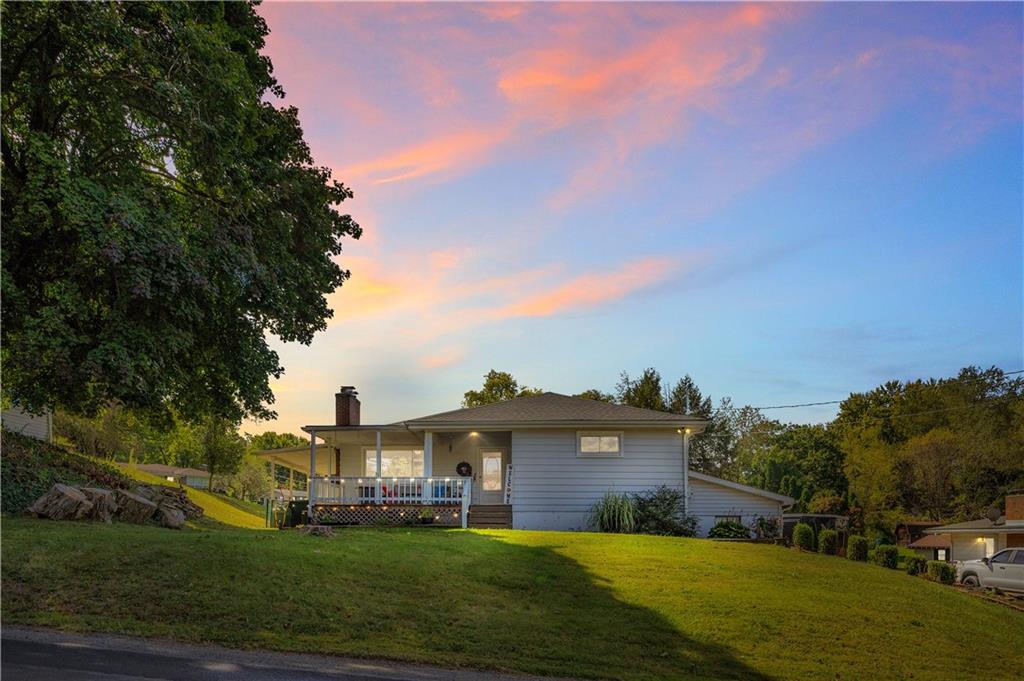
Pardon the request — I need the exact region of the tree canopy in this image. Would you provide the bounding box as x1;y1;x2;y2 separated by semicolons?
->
1;2;359;422
462;370;543;408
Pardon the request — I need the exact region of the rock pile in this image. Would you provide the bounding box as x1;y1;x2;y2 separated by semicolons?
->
27;482;204;529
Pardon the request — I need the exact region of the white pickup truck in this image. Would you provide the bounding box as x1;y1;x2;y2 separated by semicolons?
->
957;547;1024;592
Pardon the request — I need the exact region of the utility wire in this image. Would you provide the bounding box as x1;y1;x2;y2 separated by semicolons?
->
726;368;1024;412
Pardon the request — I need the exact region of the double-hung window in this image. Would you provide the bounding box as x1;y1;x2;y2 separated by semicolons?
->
577;432;623;457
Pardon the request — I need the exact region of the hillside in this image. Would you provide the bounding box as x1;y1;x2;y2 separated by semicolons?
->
2;520;1020;680
1;430;265;529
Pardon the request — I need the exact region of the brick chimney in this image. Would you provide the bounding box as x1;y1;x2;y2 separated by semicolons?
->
1006;490;1024;521
335;386;360;426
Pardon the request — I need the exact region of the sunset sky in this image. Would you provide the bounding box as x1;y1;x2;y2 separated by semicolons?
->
249;2;1023;435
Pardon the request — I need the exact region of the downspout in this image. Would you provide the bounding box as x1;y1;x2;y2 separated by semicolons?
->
682;428;691;511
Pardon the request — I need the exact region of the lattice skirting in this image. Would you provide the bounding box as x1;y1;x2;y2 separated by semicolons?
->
312;504;462;526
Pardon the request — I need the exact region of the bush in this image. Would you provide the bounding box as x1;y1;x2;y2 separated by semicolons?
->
792;522;815;551
590;492;636;533
927;560;956;585
905;556;928;576
817;528;838;555
753;515;780;539
708;520;750;539
847;535;868;562
632;486;698;537
872;544;899;569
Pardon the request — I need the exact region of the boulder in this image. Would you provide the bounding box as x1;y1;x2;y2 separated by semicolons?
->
115;489;159;524
27;483;94;520
156;505;186;529
81;487;118;523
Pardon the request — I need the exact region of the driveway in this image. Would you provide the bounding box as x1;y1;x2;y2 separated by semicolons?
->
1;627;570;681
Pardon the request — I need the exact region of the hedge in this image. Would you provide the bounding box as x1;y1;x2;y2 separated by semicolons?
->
872;544;899;569
817;528;838;555
905;556;928;576
792;522;814;551
847;535;868;562
927;560;956;585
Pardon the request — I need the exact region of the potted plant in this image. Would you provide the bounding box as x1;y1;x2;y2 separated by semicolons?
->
418;507;434;525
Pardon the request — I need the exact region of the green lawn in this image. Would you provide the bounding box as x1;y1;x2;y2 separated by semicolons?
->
2;519;1021;680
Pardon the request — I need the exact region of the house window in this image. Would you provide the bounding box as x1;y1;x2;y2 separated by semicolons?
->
715;515;742;525
577;432;622;457
364;449;424;477
936;549;948;561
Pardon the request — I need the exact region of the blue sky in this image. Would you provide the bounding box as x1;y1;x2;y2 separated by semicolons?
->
249;2;1023;434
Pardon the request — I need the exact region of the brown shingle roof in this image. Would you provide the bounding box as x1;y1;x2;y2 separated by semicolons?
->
402;392;705;427
907;533;951;550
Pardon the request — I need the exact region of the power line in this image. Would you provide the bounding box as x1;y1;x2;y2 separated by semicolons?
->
732;368;1024;412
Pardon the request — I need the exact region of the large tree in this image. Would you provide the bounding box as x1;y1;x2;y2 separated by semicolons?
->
1;2;360;422
462;370;543;408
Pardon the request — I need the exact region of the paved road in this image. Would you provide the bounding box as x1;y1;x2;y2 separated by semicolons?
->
2;627;567;681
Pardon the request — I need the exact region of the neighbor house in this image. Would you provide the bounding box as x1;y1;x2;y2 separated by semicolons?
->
1;406;53;443
133;463;211;490
922;491;1024;561
257;387;793;533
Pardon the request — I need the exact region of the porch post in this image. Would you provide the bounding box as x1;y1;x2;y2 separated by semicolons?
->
423;431;433;503
461;477;472;529
375;430;382;503
309;428;317;511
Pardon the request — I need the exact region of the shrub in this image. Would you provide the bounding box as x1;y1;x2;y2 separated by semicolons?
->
927;560;956;585
872;544;899;569
847;535;868;562
632;486;698;537
708;520;750;539
792;522;815;551
590;492;636;533
817;528;838;555
753;515;780;539
905;556;928;576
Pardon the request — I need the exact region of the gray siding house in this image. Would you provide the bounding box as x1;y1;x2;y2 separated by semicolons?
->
261;388;792;534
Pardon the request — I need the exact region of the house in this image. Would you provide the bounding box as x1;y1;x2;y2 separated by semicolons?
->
257;387;793;533
906;533;951;562
922;491;1024;561
132;464;211;490
1;406;53;443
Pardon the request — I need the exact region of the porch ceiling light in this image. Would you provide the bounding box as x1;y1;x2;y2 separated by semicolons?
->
470;431;479;437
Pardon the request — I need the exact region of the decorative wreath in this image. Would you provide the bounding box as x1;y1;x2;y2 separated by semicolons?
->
456;461;473;477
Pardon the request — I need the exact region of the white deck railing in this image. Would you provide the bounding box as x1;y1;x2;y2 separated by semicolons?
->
311;476;469;505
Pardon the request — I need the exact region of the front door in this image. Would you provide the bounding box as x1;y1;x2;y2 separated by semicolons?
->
475;449;506;504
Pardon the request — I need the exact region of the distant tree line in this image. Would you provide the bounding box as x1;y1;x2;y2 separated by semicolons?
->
464;366;1024;537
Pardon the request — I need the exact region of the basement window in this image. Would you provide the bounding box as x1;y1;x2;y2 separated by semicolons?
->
577;432;622;457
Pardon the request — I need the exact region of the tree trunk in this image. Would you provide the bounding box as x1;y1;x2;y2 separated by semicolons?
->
80;487;118;523
28;484;93;520
114;489;159;524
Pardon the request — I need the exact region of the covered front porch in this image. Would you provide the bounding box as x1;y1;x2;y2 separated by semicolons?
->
267;426;511;528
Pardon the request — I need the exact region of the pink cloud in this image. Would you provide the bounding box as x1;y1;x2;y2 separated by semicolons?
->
493;257;678;318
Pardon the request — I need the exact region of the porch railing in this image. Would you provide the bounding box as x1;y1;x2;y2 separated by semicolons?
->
311;476;469;505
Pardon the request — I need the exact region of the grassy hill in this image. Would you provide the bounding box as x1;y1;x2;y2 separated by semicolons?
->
117;464;266;529
1;430;265;529
2;520;1020;680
